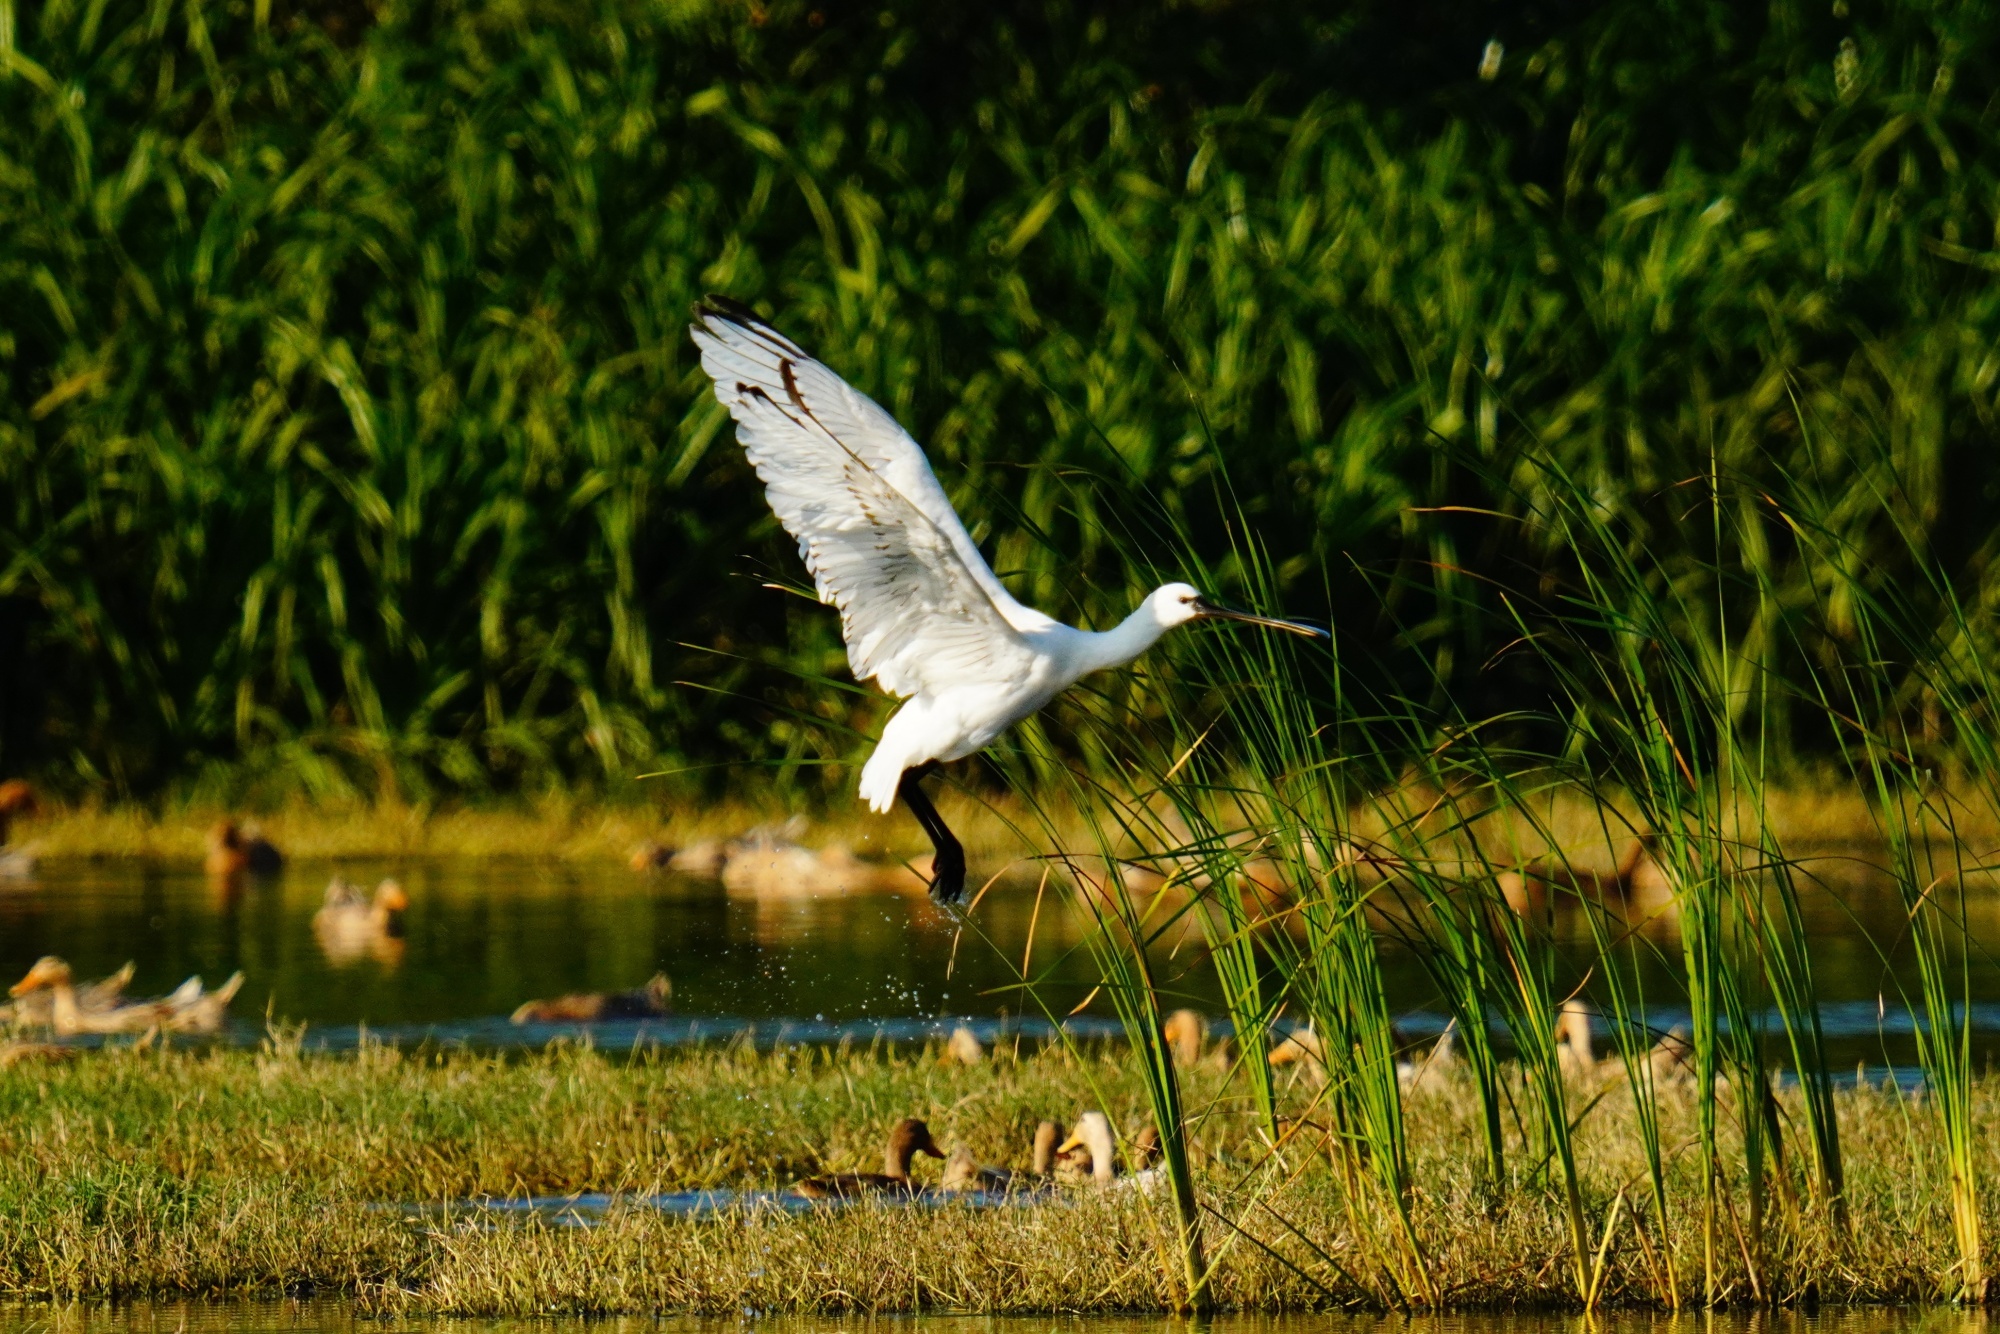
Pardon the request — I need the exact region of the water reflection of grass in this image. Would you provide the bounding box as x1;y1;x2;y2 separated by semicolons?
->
0;1040;1994;1311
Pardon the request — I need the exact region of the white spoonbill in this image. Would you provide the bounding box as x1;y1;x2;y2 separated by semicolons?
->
689;297;1327;905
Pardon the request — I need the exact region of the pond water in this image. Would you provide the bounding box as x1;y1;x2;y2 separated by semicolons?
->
0;1302;1993;1334
2;844;1999;1065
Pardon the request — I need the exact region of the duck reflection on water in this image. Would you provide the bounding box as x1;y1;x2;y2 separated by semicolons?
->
633;819;930;898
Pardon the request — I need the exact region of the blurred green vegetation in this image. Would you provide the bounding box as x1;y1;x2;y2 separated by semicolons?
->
2;0;1996;802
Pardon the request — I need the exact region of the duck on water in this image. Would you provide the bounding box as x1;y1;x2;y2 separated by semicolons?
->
510;974;673;1025
0;780;40;880
795;1117;945;1199
205;820;283;880
313;877;410;966
8;957;244;1036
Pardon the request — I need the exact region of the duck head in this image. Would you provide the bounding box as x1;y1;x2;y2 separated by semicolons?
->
884;1117;946;1177
0;780;37;815
1057;1110;1118;1185
10;955;72;997
373;879;411;915
1163;1008;1206;1065
0;779;38;845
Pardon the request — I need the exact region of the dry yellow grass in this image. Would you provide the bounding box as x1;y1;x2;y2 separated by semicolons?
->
9;791;1037;866
9;779;1964;871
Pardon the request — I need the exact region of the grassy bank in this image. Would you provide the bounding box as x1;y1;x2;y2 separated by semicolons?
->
0;1040;1993;1312
4;791;1028;864
12;779;1988;866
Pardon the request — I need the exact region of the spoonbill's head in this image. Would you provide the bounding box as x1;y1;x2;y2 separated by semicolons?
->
1148;582;1330;640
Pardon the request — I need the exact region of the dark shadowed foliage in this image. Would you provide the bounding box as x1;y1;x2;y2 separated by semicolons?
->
2;0;1997;800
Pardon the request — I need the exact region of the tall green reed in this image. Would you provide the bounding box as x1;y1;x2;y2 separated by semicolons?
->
979;722;1216;1311
8;0;2000;801
1776;445;1990;1299
1482;444;1847;1302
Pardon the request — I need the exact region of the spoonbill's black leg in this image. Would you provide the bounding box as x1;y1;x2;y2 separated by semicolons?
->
899;762;966;907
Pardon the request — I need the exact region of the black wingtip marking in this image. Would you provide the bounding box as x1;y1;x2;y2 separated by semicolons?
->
695;294;812;359
779;359;807;411
736;380;808;430
697;292;769;326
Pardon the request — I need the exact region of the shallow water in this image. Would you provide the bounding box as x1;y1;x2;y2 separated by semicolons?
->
2;847;1999;1066
0;858;1105;1029
0;1301;1996;1334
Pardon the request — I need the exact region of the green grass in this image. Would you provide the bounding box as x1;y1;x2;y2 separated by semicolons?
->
0;1040;1998;1312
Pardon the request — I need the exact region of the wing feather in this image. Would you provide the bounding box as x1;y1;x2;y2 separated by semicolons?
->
691;299;1053;633
691;302;1041;699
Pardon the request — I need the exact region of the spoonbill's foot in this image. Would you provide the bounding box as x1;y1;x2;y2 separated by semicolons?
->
899;764;966;907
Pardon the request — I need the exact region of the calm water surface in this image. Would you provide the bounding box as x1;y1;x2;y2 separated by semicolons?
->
0;1301;1994;1334
3;845;1999;1063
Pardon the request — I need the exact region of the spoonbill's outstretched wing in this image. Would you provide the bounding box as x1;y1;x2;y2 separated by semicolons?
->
691;299;1041;699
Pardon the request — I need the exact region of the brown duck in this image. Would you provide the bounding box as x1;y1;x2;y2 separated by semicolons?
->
205;821;283;879
1497;835;1667;917
510;973;672;1024
0;779;41;879
796;1117;944;1199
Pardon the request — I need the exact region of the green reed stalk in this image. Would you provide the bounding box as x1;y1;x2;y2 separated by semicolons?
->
1472;829;1593;1298
1568;814;1682;1304
1163;557;1429;1300
1788;524;1985;1298
1314;615;1530;1198
1484;436;1871;1301
1197;888;1283;1144
1368;811;1511;1189
1151;791;1283;1142
1823;665;1981;1300
992;731;1214;1312
1879;778;1981;1301
1745;409;1998;1293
